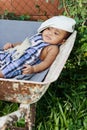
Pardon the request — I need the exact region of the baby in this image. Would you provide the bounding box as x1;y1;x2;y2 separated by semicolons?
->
0;15;76;78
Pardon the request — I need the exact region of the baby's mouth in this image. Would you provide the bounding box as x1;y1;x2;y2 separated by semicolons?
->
45;35;51;40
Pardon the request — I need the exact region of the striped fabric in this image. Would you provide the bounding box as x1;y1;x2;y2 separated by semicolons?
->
0;33;49;78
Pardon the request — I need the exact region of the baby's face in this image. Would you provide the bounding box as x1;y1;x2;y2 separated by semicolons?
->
42;27;68;45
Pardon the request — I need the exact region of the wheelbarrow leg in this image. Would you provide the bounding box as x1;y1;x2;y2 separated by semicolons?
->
5;104;36;130
25;103;36;130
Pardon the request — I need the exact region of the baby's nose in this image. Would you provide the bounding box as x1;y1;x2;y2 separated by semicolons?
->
48;31;52;35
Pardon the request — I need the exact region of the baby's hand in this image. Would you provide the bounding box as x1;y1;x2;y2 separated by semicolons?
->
3;43;13;50
22;64;34;74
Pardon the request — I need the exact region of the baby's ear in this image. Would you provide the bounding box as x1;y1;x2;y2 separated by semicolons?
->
61;39;66;44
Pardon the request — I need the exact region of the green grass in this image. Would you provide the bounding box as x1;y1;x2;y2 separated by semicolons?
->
35;80;87;130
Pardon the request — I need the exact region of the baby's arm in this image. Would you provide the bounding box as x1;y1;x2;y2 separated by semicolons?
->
3;42;21;50
22;45;59;74
33;45;59;72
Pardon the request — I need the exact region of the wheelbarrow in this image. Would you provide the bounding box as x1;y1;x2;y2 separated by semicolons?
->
0;19;77;130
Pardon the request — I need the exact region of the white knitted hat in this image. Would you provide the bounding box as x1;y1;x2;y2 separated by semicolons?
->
38;16;76;33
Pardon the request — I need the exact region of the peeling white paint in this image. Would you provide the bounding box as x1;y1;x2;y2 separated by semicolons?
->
12;83;19;90
20;82;24;85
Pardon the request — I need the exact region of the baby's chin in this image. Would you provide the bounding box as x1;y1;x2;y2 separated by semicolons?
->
44;40;52;44
44;38;52;44
44;39;56;44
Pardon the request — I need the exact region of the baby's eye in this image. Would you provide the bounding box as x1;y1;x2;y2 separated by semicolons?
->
54;32;59;35
47;27;51;30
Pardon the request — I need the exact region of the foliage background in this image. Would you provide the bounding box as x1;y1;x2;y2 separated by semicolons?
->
0;0;87;130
